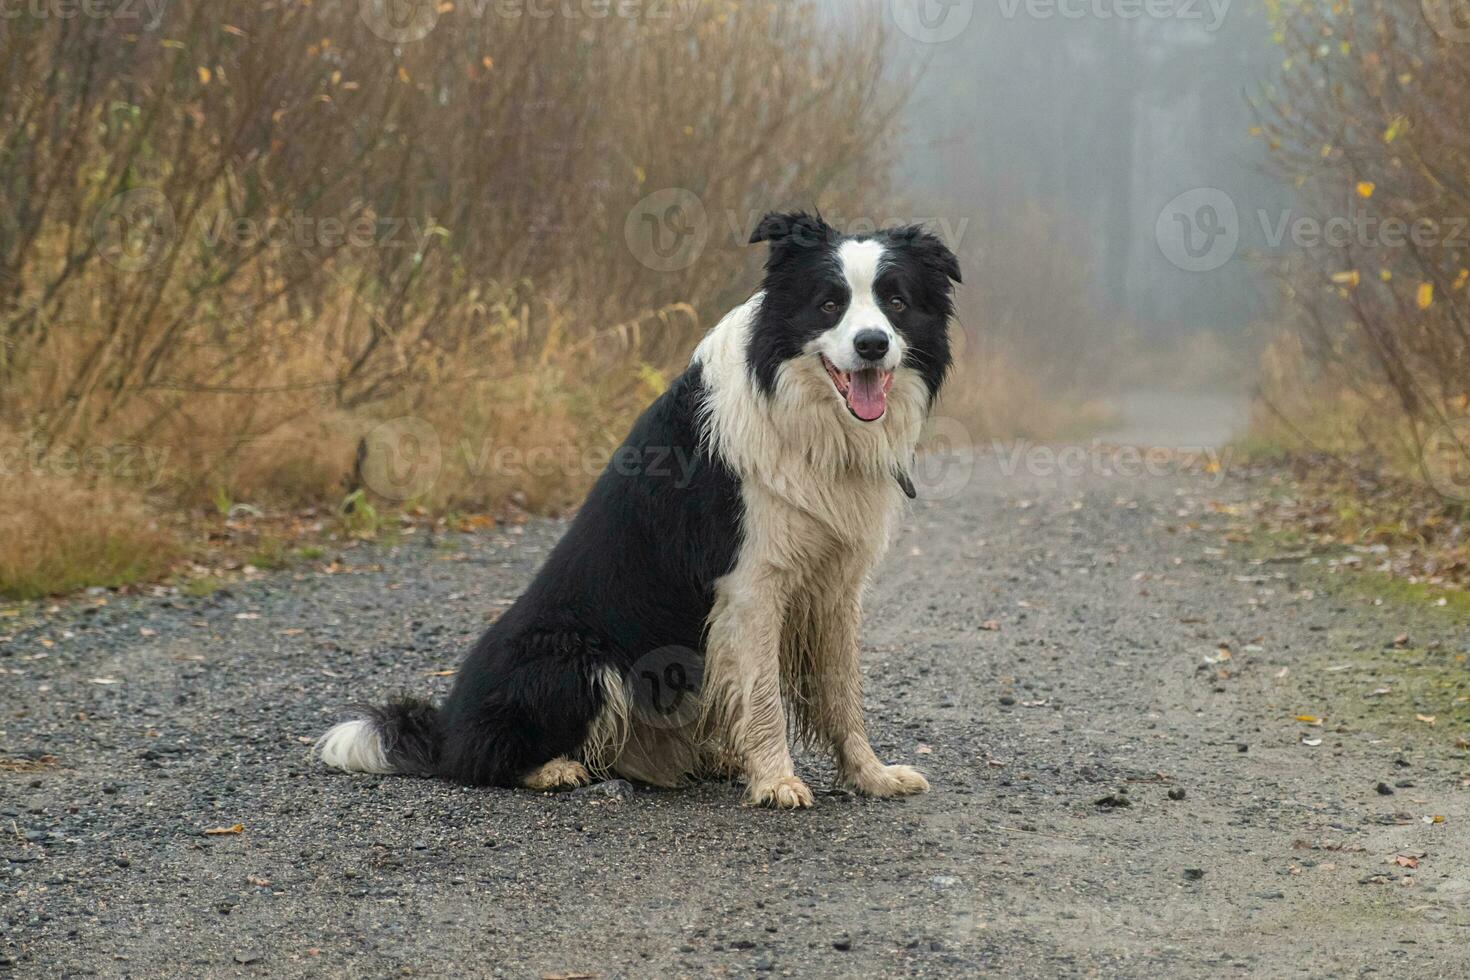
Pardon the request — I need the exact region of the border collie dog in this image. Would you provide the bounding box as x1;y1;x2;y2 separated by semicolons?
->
316;212;960;808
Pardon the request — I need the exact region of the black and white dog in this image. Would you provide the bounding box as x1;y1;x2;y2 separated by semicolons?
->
316;211;960;808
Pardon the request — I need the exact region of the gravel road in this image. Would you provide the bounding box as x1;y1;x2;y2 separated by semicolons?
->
4;455;1468;978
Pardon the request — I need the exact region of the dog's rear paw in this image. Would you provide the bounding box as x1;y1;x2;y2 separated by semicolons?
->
522;757;592;791
745;775;815;809
848;763;930;798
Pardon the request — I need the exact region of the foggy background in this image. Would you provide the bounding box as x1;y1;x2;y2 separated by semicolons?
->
868;0;1296;443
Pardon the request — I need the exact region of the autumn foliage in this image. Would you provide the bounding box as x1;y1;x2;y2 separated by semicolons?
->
0;0;899;595
1253;0;1470;492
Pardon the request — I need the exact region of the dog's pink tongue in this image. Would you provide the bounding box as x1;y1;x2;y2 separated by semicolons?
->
847;369;889;421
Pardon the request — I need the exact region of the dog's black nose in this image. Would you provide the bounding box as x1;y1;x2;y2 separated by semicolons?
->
853;329;890;362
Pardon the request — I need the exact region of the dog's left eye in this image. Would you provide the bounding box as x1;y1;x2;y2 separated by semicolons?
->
889;296;907;312
821;300;840;314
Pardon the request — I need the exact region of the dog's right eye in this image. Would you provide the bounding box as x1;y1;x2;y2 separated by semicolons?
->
821;300;840;314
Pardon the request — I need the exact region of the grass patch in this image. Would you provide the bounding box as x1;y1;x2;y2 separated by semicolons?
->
0;474;179;600
1338;571;1470;619
247;536;294;571
181;576;228;598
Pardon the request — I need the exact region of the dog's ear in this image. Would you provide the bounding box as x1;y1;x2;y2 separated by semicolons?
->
896;225;962;285
748;210;834;250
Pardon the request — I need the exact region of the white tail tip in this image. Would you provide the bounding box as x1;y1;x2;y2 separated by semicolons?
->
315;719;395;774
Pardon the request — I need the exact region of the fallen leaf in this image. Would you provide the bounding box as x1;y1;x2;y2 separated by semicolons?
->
980;620;1001;631
1393;854;1419;869
1295;714;1324;726
204;824;245;836
1416;714;1436;726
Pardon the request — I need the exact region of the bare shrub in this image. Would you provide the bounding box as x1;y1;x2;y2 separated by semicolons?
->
0;0;900;521
1253;0;1470;490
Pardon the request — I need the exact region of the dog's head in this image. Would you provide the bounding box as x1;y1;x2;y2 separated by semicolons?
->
746;211;961;424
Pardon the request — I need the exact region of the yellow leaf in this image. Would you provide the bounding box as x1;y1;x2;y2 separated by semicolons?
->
1295;714;1324;726
197;66;211;85
1356;181;1374;199
1454;269;1469;290
1379;268;1392;282
1320;143;1333;158
1330;270;1360;287
1384;116;1407;143
633;165;646;185
1416;282;1434;309
1416;713;1436;725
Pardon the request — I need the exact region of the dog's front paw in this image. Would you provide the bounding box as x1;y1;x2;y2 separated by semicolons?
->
745;775;815;809
847;763;930;798
522;757;591;791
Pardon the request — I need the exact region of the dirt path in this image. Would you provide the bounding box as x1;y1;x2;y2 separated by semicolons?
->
3;457;1468;978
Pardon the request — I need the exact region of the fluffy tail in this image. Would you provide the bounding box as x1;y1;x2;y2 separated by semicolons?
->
314;698;442;776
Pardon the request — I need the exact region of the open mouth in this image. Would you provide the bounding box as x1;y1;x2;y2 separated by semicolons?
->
821;355;894;422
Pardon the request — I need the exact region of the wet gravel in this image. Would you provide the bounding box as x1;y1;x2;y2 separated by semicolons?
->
3;460;1468;977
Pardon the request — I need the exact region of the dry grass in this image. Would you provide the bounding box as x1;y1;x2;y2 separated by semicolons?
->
0;2;904;596
0;471;180;600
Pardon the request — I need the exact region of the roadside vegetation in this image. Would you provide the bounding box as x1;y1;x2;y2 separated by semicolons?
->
1244;0;1469;593
0;1;915;598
